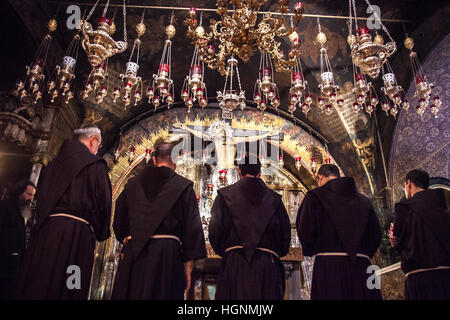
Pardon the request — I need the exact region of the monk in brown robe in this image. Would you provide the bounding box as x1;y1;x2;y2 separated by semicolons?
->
209;155;291;300
0;180;35;299
296;164;382;300
390;169;450;300
111;142;207;300
14;125;112;299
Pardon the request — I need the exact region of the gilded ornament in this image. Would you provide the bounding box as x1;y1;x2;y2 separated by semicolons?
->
136;22;146;37
166;24;176;38
404;36;414;50
48;19;57;32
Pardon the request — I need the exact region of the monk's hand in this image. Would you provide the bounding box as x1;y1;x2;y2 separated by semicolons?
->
388;222;398;247
184;260;194;292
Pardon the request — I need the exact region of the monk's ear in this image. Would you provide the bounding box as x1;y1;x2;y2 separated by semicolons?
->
152;156;157;166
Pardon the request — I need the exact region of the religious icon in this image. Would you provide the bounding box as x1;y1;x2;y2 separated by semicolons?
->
173;120;281;169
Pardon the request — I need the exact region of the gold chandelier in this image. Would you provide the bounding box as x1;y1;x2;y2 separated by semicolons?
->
184;1;305;75
347;0;396;79
81;0;128;68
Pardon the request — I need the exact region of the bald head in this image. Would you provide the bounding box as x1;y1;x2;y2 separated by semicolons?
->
153;142;176;169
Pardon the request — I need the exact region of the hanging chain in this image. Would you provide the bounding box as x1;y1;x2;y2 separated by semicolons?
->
123;0;127;43
170;10;175;25
223;65;229;94
85;0;100;22
129;39;137;62
348;0;352;35
236;64;243;92
102;0;110;17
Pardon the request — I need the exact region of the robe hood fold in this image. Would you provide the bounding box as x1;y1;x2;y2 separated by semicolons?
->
125;166;193;258
35;139;104;229
218;177;281;262
310;177;370;262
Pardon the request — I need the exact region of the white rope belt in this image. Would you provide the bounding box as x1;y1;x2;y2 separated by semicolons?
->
123;235;181;245
48;213;94;233
224;245;280;259
316;252;370;260
406;266;450;278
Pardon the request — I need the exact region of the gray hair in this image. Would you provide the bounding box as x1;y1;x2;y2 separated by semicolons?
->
73;126;101;140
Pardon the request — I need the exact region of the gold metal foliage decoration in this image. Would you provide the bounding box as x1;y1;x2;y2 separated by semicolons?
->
184;1;305;75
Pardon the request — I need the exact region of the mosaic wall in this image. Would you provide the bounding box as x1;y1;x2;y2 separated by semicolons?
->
389;33;450;205
385;32;450;300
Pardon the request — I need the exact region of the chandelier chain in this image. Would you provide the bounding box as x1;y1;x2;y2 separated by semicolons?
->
123;0;127;43
85;0;100;22
102;0;110;17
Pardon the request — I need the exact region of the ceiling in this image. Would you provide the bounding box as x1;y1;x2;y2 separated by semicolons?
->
1;0;449;189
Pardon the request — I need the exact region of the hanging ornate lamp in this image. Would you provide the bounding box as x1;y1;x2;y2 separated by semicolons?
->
350;65;379;115
128;146;136;164
47;29;81;104
146;16;175;109
81;0;128;104
117;13;146;109
82;60;110;104
217;55;246;118
404;35;440;118
181;48;208;112
181;13;208;113
347;0;396;79
311;157;317;173
295;155;302;171
16;18;57;104
380;61;407;118
253;51;280;111
112;131;122;163
278;154;284;167
316;19;339;115
81;0;128;68
289;56;312;115
144;148;152;164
